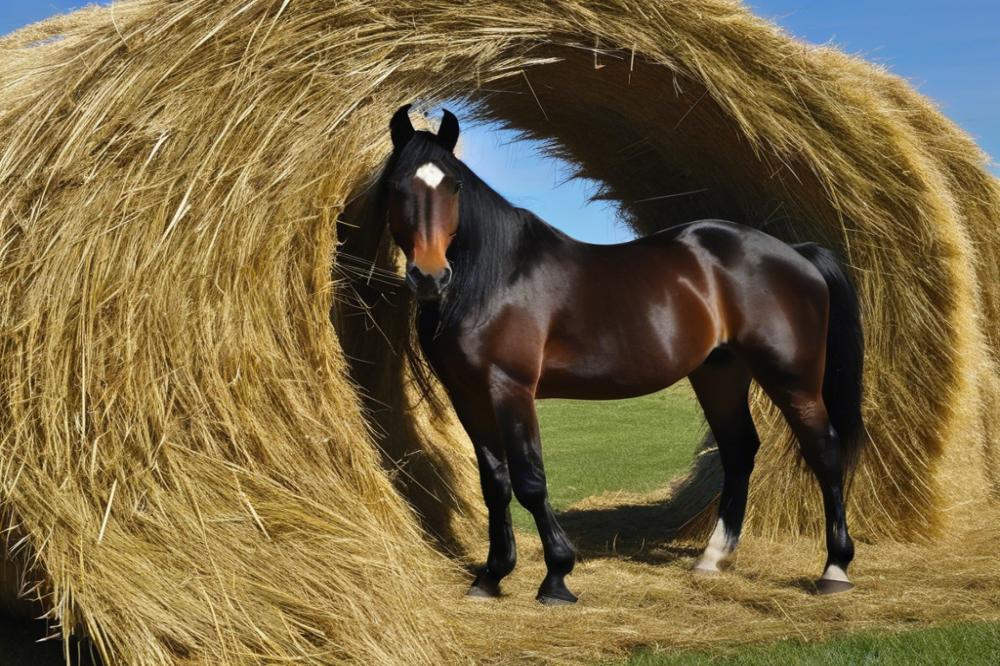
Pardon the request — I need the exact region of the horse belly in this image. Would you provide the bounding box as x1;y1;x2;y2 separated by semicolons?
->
536;290;718;400
536;338;695;400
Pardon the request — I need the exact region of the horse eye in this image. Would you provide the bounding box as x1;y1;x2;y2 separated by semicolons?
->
454;180;463;193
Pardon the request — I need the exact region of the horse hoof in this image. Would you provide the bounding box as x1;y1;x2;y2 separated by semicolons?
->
536;575;577;605
692;565;721;577
466;572;501;599
467;584;500;599
815;578;854;595
537;593;576;606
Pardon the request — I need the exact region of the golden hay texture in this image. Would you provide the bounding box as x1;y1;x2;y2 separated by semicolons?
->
0;0;998;664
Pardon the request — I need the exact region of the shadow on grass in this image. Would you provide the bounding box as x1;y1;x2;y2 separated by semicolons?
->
557;501;704;564
511;498;705;564
553;451;722;564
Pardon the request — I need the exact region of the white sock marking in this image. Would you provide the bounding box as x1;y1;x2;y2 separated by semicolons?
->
415;162;445;188
695;519;732;572
821;564;850;582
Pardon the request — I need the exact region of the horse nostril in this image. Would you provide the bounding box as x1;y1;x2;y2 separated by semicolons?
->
406;265;449;299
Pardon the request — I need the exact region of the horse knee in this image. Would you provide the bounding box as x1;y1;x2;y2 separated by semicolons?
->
483;473;512;510
475;446;513;509
511;474;547;512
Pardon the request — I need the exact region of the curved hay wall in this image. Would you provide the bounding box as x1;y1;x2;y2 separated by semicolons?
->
0;0;998;663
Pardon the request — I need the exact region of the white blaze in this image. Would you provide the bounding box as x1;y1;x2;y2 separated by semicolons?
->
415;162;445;188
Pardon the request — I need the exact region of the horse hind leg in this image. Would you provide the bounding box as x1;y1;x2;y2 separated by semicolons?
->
795;400;855;594
688;352;759;574
756;375;855;594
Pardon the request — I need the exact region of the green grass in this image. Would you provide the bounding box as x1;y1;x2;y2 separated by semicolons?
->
622;622;1000;665
524;387;999;665
514;384;704;529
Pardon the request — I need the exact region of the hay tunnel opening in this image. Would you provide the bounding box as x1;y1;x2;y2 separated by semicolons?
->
335;32;995;552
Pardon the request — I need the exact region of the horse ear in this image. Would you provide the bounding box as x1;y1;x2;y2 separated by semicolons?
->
436;109;460;153
390;104;415;150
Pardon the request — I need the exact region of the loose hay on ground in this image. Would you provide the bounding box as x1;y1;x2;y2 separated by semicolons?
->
0;1;997;664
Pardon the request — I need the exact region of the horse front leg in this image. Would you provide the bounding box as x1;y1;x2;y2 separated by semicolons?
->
448;392;517;599
491;376;577;605
467;437;517;598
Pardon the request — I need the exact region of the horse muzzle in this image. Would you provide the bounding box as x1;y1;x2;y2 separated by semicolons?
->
406;263;453;301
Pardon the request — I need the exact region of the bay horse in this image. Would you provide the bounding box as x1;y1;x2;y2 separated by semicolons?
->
380;105;865;604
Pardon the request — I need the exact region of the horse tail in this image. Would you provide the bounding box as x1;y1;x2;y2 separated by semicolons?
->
794;243;867;471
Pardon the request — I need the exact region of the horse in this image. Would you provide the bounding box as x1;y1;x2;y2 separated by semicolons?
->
378;104;865;605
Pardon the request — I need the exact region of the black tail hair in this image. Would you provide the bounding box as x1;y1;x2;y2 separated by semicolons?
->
794;243;867;472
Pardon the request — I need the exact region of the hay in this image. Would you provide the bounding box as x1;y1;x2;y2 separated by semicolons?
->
0;0;997;664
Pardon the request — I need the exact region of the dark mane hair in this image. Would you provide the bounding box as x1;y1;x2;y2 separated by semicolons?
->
383;132;540;332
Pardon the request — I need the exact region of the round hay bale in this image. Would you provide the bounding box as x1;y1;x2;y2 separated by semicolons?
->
0;1;997;663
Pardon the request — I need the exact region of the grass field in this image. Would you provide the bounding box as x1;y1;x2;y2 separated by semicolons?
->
512;384;705;530
531;386;1000;665
622;622;1000;665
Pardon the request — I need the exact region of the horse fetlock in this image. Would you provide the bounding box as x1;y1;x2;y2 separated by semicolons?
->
542;537;576;574
486;550;516;579
467;569;504;599
826;524;855;569
694;518;737;573
837;531;855;563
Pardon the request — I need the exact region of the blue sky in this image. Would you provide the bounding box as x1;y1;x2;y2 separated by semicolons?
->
3;1;997;243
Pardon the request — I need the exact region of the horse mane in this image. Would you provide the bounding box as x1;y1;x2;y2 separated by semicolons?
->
444;157;534;331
